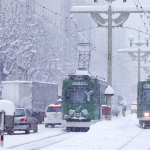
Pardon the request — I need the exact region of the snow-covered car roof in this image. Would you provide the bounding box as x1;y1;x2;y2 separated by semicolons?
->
132;101;137;104
57;98;62;102
48;104;61;107
0;100;15;116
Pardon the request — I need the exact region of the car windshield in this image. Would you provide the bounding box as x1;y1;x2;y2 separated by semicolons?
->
66;88;93;104
15;109;25;117
47;107;61;112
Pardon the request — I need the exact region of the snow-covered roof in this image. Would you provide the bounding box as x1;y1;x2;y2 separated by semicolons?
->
2;81;32;84
2;81;57;85
105;85;115;95
118;48;150;53
71;5;150;13
132;101;137;104
57;98;62;102
0;100;15;116
72;69;91;76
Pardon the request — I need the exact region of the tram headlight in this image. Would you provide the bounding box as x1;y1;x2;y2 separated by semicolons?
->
82;109;88;115
69;109;75;115
143;112;150;117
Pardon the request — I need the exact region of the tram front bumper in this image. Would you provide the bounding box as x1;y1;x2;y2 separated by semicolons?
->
62;119;98;127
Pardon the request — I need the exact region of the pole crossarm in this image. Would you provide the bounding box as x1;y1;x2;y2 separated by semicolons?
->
118;48;150;53
71;5;150;13
118;48;150;61
71;5;150;27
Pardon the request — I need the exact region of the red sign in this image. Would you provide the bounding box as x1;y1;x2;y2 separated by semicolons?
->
102;107;111;115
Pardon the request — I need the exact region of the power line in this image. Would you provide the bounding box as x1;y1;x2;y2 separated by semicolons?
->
121;26;150;35
133;0;149;33
14;0;79;41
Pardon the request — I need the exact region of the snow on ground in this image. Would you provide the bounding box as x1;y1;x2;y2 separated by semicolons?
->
41;111;149;150
4;125;66;149
2;110;150;150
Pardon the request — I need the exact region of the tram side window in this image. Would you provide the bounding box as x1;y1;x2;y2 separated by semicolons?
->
142;89;150;105
138;89;140;104
66;88;93;104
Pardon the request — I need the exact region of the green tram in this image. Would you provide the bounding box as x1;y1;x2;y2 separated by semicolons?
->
137;81;150;128
62;69;107;131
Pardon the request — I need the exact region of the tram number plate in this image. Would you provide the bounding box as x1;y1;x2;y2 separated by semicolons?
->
64;115;71;118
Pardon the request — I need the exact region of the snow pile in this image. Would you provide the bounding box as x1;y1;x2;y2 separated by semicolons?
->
73;69;91;76
49;113;140;150
0;100;15;116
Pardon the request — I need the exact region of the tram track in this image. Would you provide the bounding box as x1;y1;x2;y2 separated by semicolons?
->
7;132;69;149
117;127;145;150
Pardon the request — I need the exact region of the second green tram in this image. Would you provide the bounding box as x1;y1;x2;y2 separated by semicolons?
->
61;69;107;131
137;81;150;128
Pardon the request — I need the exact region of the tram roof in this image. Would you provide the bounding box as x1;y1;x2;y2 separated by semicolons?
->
71;69;91;76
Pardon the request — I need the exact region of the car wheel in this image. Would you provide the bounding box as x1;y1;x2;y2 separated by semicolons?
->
66;127;71;132
50;124;55;128
45;124;49;128
7;131;13;135
25;129;30;134
83;127;89;132
33;124;38;133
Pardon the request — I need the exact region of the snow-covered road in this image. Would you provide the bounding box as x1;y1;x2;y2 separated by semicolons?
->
2;111;150;150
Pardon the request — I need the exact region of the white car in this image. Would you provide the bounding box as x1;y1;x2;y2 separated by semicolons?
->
44;104;62;128
131;101;137;114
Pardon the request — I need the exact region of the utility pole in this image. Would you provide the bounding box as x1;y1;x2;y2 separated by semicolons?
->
71;0;150;120
117;32;150;82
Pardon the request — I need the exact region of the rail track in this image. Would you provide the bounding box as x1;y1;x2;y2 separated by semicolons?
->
7;132;69;149
7;131;83;150
117;125;150;150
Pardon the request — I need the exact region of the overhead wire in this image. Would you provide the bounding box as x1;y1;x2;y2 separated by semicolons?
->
13;0;138;78
133;0;149;33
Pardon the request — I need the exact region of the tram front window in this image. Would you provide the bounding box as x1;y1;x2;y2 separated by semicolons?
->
142;83;150;105
66;88;93;104
142;89;150;105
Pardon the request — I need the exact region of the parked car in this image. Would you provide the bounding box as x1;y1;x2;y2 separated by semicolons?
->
131;101;137;114
44;104;62;128
14;108;38;134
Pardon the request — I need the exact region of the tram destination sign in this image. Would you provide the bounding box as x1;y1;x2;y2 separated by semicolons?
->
143;83;150;89
72;81;87;86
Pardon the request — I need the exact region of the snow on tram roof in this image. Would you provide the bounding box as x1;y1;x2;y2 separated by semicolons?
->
71;69;91;76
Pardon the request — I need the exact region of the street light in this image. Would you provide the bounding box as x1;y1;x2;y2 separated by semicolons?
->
128;33;150;81
128;35;134;47
145;35;150;46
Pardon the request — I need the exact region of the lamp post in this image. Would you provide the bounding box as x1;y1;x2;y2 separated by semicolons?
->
117;33;150;82
128;33;150;81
